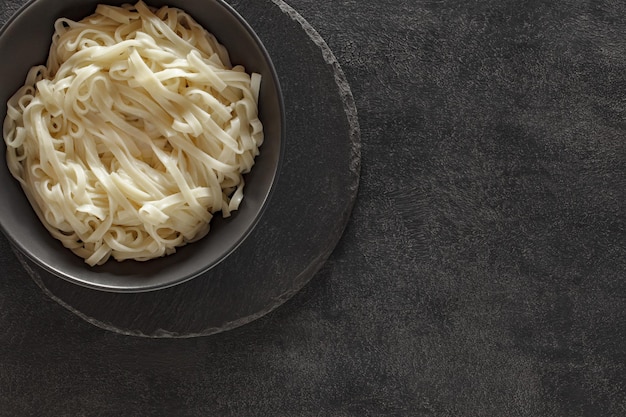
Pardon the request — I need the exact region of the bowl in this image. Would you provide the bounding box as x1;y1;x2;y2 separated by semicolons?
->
0;0;285;292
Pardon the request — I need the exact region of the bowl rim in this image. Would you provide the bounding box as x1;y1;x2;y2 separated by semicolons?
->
0;0;286;292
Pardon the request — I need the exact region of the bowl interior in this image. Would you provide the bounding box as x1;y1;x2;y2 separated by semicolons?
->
0;0;284;292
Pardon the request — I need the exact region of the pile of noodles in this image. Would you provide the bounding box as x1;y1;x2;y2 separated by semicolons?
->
3;1;263;266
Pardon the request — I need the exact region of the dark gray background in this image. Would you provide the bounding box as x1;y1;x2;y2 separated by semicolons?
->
1;0;625;415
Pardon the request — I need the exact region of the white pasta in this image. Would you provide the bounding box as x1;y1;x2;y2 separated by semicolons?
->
3;1;263;266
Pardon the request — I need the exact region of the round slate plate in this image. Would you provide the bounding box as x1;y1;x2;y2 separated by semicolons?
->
15;0;360;337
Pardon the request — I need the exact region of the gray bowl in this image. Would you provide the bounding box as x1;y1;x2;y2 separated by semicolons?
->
0;0;284;292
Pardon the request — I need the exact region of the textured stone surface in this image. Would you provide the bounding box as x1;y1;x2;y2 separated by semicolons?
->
1;0;625;415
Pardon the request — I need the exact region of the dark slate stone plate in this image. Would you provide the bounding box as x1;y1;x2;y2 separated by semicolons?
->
15;0;360;337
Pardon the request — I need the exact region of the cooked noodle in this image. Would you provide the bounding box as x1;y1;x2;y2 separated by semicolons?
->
3;1;263;266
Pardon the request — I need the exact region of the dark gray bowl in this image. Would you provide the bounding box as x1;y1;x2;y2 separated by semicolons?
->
0;0;284;292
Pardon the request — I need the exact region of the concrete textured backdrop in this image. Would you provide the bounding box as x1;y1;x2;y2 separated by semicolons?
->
1;0;625;415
